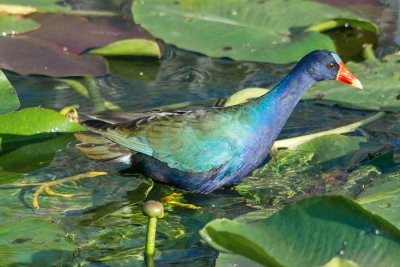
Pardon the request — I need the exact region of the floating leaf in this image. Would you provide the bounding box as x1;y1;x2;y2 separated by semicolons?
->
0;107;84;145
0;13;163;76
0;4;37;15
357;173;400;229
90;39;161;57
216;253;263;267
0;218;75;266
0;69;19;114
200;196;400;267
303;53;400;111
0;0;71;13
132;0;374;63
0;135;74;184
294;135;381;169
0;14;39;34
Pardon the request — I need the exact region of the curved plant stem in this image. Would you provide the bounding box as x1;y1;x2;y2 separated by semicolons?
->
362;43;378;61
274;111;385;149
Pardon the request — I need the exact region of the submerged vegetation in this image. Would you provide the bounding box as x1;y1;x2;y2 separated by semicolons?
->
0;0;399;266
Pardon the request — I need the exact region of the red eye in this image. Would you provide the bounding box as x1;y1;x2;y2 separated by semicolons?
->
327;63;335;69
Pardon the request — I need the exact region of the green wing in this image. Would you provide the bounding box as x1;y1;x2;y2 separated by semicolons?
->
84;109;247;173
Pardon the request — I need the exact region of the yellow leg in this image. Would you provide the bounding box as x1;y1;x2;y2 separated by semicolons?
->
14;171;107;209
160;192;201;210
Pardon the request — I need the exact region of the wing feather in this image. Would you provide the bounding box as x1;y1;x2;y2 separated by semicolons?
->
82;108;246;173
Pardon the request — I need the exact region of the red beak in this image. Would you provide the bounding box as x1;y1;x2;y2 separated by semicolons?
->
336;62;363;89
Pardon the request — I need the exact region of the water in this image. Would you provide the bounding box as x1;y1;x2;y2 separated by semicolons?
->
1;0;400;266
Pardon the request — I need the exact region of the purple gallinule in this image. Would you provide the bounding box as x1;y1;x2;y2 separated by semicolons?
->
75;50;362;193
18;50;362;208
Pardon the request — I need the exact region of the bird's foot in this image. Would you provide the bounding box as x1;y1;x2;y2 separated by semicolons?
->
14;171;107;209
160;192;201;210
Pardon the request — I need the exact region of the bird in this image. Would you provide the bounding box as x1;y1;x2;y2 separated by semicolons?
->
74;50;362;194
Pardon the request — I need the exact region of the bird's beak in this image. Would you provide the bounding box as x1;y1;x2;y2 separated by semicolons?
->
336;62;363;89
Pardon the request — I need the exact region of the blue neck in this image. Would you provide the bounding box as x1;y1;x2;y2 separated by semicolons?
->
245;63;317;135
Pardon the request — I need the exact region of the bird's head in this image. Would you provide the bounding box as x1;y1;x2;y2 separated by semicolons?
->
301;50;363;89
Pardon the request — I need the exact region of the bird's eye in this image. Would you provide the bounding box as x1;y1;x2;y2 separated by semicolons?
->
326;63;335;69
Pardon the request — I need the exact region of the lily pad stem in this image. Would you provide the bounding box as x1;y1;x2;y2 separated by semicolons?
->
146;217;158;256
142;200;164;264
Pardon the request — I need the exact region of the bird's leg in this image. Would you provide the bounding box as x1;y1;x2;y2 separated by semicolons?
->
160;192;201;210
14;171;107;209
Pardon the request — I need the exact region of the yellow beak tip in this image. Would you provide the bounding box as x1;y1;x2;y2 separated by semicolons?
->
352;79;363;89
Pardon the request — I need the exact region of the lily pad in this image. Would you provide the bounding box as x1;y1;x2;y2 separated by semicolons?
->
0;134;74;184
357;173;400;229
0;0;71;13
0;69;19;114
0;107;84;145
303;53;400;111
0;14;39;34
294;135;381;169
0;13;163;76
200;196;400;267
0;218;75;266
132;0;374;63
90;39;162;57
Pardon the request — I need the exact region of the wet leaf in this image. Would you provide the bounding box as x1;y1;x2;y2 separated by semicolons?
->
216;253;263;267
0;134;74;184
0;69;19;114
0;0;71;13
0;107;84;145
0;13;163;77
132;0;374;63
90;39;161;57
294;135;381;169
0;4;37;15
200;196;400;267
357;173;400;229
0;14;39;34
303;53;400;111
0;218;75;266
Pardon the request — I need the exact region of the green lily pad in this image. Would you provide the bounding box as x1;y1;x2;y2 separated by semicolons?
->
0;107;84;145
0;218;75;266
0;0;71;13
200;196;400;267
90;39;162;57
0;69;19;114
0;134;74;184
357;173;400;229
303;53;400;111
0;14;39;34
294;135;381;169
216;254;360;267
132;0;374;63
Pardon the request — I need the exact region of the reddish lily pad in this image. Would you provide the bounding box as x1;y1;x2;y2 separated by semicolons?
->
0;13;163;77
